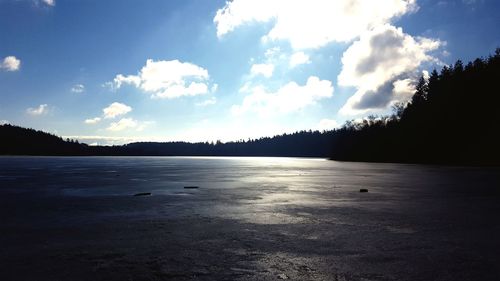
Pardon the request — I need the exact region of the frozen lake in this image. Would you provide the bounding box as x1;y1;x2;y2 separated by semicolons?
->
1;156;500;280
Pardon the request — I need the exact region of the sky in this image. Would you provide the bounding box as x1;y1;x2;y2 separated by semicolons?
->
1;0;499;145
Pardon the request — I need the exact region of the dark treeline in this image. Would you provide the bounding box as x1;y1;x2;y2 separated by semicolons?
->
0;125;89;155
0;124;335;157
2;49;499;164
124;130;334;157
330;48;500;165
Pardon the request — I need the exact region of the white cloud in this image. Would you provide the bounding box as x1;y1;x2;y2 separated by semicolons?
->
392;78;416;99
338;25;440;88
107;118;139;132
338;24;441;115
42;0;55;6
232;76;333;116
1;56;21;72
250;63;275;78
26;104;49;116
0;120;10;125
196;97;217;107
214;0;277;38
71;84;85;93
317;119;340;131
214;0;418;49
422;70;430;81
102;102;132;119
110;59;212;99
289;51;311;68
113;74;141;89
84;117;101;125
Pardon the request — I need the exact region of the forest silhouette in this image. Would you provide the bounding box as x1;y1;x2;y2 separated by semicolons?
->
330;48;500;165
1;48;499;165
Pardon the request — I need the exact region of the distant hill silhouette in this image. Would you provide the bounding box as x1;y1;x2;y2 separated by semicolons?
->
2;49;499;165
330;48;500;166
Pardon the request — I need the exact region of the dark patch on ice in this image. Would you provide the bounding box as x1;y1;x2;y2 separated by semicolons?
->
133;192;151;197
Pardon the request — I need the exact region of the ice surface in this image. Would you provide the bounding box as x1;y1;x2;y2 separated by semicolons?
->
1;156;499;280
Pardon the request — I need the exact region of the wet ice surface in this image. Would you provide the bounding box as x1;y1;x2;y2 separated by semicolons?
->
1;156;500;280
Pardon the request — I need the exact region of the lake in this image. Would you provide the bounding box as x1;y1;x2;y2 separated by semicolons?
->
1;156;499;280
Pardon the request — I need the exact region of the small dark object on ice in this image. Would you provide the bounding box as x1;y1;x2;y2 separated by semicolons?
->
359;189;369;193
184;186;199;189
134;192;151;196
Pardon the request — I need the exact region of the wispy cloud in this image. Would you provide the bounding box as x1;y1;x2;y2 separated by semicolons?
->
41;0;55;7
105;118;153;132
196;97;217;107
71;84;85;93
107;118;138;132
316;119;340;131
26;104;49;116
232;76;334;116
84;117;101;125
463;0;479;5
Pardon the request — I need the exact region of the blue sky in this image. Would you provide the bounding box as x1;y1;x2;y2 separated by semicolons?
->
1;0;499;145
